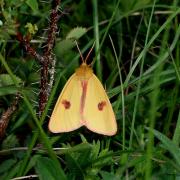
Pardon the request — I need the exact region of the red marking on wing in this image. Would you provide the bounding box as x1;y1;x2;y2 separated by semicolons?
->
62;100;71;109
80;81;88;124
98;101;106;111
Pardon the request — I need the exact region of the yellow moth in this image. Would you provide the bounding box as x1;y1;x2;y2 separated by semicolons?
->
48;44;117;136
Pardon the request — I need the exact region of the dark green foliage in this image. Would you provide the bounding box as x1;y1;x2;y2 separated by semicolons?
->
0;0;180;179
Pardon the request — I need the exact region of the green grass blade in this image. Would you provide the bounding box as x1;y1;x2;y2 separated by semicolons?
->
93;0;121;64
129;2;154;149
172;111;180;146
124;8;180;87
92;0;102;80
109;35;125;149
147;127;180;166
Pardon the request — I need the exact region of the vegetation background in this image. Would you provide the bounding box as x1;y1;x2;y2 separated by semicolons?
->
0;0;180;179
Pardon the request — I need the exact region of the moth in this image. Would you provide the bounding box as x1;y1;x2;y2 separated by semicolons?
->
48;43;117;136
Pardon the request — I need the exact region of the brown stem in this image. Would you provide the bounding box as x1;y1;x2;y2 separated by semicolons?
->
17;0;61;116
16;33;43;63
0;93;20;139
48;56;56;94
39;0;60;116
39;58;48;115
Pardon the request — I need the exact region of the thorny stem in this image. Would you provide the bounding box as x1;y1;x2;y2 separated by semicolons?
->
16;33;43;63
44;0;60;58
17;0;61;117
0;93;20;139
39;0;60;116
48;56;56;94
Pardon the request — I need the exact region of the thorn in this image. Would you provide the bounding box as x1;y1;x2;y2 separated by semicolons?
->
56;30;60;35
31;100;38;105
47;18;50;23
43;28;49;31
31;82;39;85
38;36;48;40
36;68;42;72
32;90;39;95
39;0;50;3
50;52;55;56
41;44;48;49
18;94;23;98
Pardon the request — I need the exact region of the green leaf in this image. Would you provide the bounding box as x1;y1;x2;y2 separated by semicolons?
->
0;74;22;96
147;128;180;166
120;0;151;12
26;0;38;12
77;147;91;167
55;39;75;56
11;112;29;131
24;155;40;175
0;86;19;96
58;142;92;155
65;154;84;179
1;134;19;149
54;27;87;60
0;74;22;87
35;156;67;180
100;171;118;180
1;161;21;180
66;27;87;40
91;140;100;160
116;154;146;176
25;22;38;35
0;159;17;174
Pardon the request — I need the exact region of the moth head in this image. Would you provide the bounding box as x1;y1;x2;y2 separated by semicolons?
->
75;40;95;80
75;63;93;79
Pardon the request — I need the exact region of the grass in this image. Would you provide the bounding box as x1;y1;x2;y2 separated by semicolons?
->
0;0;180;179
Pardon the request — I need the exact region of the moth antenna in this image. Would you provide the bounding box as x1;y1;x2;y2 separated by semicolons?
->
75;40;84;63
84;41;95;64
